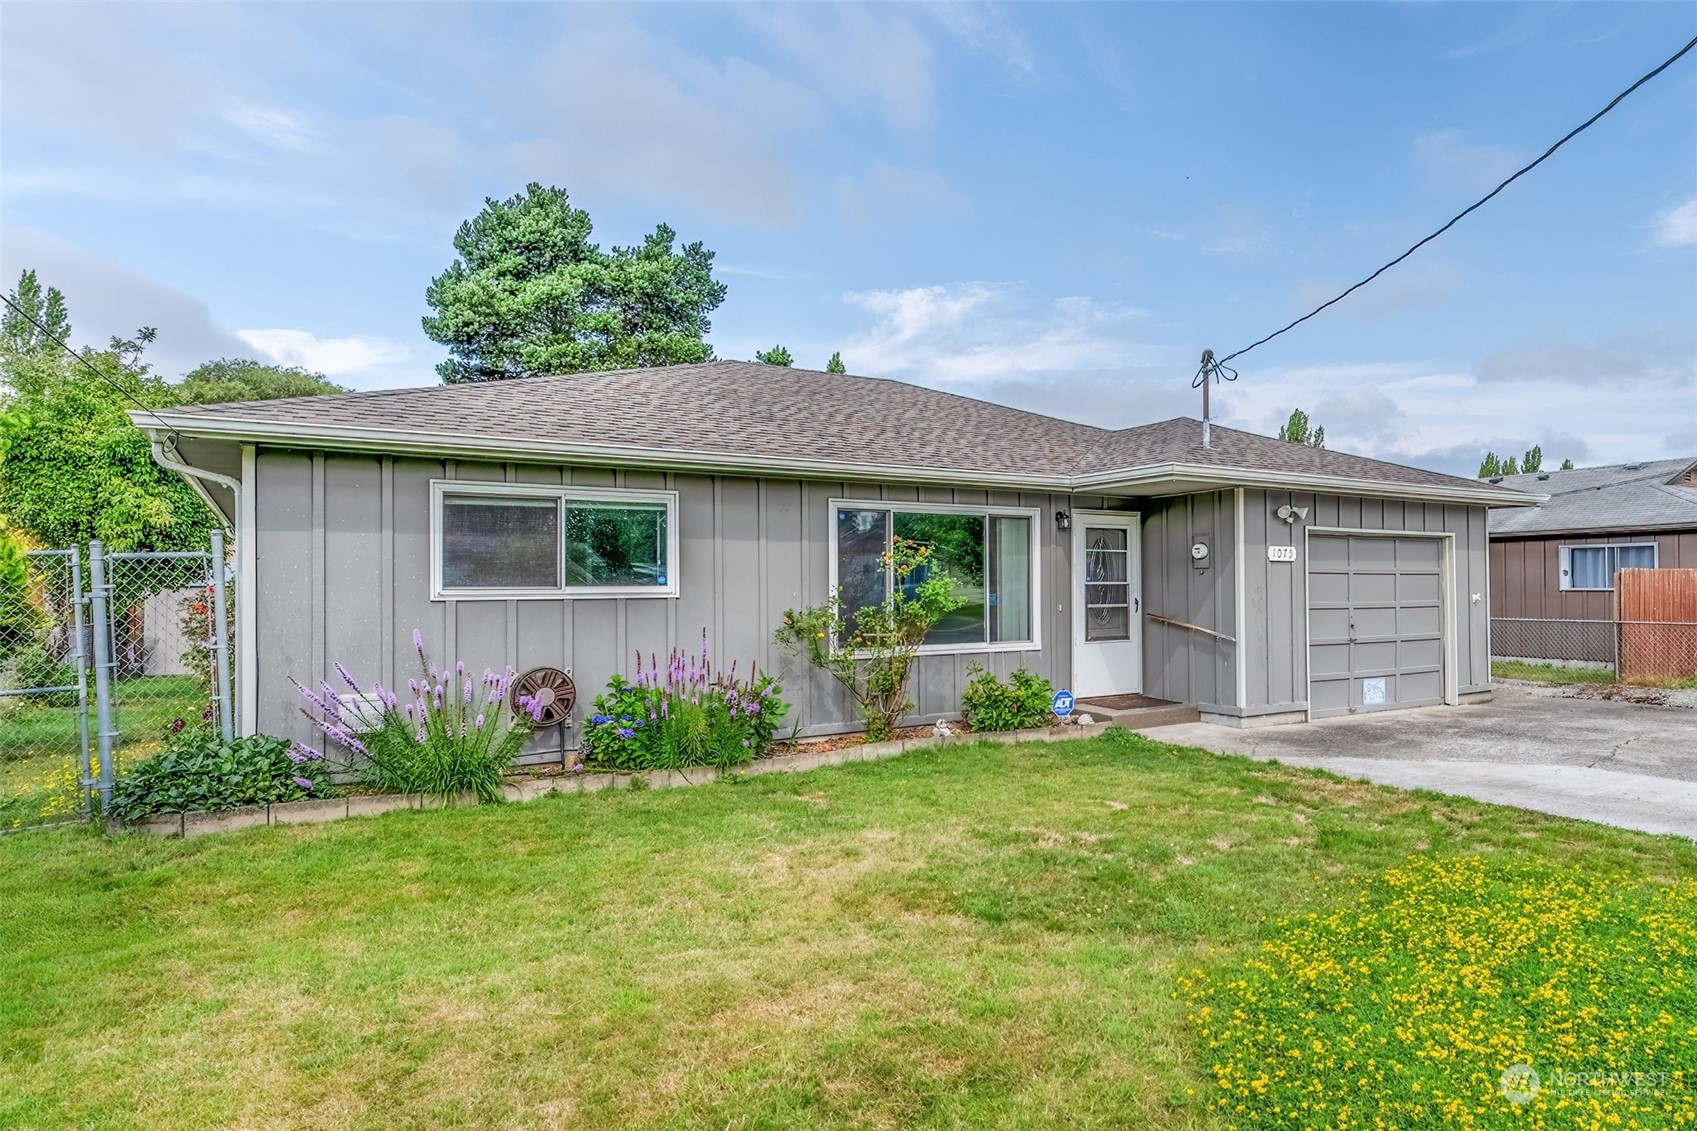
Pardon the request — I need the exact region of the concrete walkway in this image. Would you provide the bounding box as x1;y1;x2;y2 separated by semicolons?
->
1140;684;1697;840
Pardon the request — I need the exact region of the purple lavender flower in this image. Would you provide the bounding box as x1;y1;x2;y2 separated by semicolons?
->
413;628;425;656
456;660;465;676
297;683;331;714
335;662;361;692
475;713;485;729
407;677;419;695
464;678;473;701
286;747;309;764
404;702;416;719
292;775;315;791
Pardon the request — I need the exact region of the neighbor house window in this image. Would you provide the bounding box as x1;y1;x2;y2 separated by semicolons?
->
1559;543;1657;591
830;500;1039;650
432;481;678;598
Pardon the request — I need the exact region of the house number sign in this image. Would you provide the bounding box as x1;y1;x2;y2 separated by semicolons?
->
1267;545;1297;562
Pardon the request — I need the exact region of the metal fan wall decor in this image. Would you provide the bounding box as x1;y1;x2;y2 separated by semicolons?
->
510;667;576;727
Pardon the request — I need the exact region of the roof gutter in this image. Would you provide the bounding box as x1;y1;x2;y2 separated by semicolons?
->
1072;462;1546;508
135;413;1538;508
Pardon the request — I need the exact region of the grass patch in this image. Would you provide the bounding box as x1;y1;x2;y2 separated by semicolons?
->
2;733;1693;1128
1;676;203;829
1491;660;1614;686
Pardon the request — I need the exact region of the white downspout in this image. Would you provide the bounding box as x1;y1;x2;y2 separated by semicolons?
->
149;433;247;733
149;434;241;524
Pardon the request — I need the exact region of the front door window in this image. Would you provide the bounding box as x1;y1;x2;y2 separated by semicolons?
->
1083;527;1130;642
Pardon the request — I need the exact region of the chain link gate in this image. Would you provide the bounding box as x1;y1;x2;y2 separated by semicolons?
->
1;531;234;830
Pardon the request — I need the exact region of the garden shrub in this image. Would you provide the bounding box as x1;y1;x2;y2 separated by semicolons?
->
774;536;963;741
579;631;790;771
300;630;543;803
110;733;332;819
960;665;1054;732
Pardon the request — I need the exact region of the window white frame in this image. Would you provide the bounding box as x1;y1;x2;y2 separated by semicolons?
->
827;497;1043;655
1558;542;1658;592
430;480;680;600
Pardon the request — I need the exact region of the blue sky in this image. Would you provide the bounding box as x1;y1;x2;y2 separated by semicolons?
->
2;2;1693;475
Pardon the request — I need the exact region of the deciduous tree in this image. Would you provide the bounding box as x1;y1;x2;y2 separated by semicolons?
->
1277;408;1325;448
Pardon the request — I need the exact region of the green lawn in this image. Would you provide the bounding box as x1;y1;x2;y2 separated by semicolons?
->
2;733;1693;1130
1491;659;1616;685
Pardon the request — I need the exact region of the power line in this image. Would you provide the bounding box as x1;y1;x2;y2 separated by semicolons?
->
0;291;176;437
1207;32;1697;374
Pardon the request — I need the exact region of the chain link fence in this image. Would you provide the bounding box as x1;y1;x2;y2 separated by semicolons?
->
1491;617;1697;687
1;534;233;831
0;550;92;829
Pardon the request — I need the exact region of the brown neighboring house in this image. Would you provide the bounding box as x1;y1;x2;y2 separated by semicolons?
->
1488;457;1697;638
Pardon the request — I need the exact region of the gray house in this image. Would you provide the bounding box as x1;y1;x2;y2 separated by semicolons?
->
137;361;1536;754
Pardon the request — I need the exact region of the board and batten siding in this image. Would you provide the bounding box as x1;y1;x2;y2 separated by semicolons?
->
251;449;1074;754
1489;530;1697;620
1138;491;1239;712
1239;490;1491;716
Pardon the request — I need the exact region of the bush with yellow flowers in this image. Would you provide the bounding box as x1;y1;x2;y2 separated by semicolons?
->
1181;855;1695;1129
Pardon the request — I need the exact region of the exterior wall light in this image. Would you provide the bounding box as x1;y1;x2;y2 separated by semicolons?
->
1055;510;1071;530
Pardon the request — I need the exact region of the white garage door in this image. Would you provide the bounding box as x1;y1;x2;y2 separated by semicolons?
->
1308;535;1445;719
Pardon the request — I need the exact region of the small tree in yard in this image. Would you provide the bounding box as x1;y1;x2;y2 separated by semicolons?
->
775;537;963;742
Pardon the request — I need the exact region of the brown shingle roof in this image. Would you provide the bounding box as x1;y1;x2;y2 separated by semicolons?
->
147;360;1529;503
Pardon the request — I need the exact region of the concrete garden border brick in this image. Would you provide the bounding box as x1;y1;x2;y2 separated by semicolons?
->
109;722;1109;838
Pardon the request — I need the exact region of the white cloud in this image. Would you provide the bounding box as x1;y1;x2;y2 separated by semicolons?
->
842;282;1157;383
1213;352;1683;475
235;329;410;376
1654;200;1697;248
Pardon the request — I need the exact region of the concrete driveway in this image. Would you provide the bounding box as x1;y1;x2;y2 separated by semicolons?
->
1139;682;1697;840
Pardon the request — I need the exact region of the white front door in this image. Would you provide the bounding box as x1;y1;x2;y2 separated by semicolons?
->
1072;513;1143;699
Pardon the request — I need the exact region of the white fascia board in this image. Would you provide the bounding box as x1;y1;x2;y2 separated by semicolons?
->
1072;462;1548;508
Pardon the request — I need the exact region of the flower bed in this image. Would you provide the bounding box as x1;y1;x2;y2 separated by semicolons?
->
109;719;1110;838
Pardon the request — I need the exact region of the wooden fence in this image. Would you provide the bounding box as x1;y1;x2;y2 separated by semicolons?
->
1616;569;1697;682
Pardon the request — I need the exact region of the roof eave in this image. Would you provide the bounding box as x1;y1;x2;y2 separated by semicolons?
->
1489;519;1697;539
133;415;1078;492
1075;462;1545;507
137;413;1542;506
